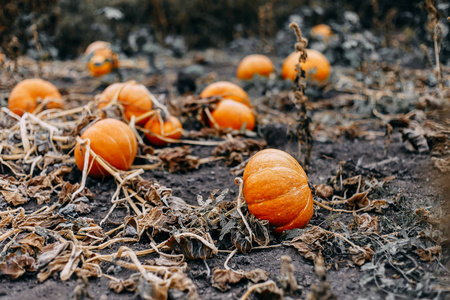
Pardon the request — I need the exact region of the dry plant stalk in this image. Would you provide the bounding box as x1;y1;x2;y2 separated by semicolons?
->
423;0;443;97
289;22;312;171
307;255;336;300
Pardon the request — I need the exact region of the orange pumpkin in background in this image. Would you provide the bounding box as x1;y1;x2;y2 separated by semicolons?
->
144;115;183;146
85;41;119;77
281;49;331;84
310;24;333;40
236;54;274;80
200;81;250;106
74;118;137;178
243;149;314;233
210;99;255;131
8;78;63;116
98;82;153;125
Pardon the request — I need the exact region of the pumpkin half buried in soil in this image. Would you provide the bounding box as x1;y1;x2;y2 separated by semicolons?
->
243;149;313;233
144;115;183;146
200;81;250;106
74;118;137;178
97;82;153;125
8;78;63;116
281;49;331;84
236;54;274;80
210;99;255;131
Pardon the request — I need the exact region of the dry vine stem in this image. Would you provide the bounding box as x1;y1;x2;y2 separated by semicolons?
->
289;22;313;171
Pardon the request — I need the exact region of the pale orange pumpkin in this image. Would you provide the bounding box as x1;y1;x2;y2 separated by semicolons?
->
8;78;63;116
281;49;331;84
236;54;274;80
209;99;255;131
84;41;111;55
144;115;183;146
97;82;153;125
243;149;314;233
200;81;250;106
74;118;137;178
310;24;333;40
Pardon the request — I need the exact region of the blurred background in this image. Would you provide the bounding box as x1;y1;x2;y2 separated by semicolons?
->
1;0;449;67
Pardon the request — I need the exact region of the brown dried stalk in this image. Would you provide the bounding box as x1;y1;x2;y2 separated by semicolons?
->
289;22;312;171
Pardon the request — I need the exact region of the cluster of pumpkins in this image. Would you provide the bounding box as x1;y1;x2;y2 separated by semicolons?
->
6;24;334;232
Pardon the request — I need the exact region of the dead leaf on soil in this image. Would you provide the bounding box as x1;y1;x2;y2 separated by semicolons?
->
349;213;379;234
283;226;328;261
212;268;269;291
431;157;450;173
415;245;441;262
158;146;200;173
349;245;374;266
315;184;334;199
0;190;28;206
0;253;36;280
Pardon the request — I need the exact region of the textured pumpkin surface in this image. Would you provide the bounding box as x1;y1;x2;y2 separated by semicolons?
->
200;81;250;106
236;54;274;80
97;82;153;125
310;24;333;39
281;49;331;83
74;118;137;178
210;99;255;131
144;115;183;146
243;149;313;233
8;78;63;116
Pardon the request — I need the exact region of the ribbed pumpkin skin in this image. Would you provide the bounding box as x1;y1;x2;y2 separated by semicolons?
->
281;49;331;84
243;149;313;233
97;82;153;125
144;115;183;146
210;99;255;131
236;54;274;80
200;81;250;106
8;79;63;116
74;119;137;178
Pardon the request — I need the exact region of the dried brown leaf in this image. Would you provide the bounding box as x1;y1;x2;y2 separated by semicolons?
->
212;138;266;166
37;250;71;282
36;242;70;268
167;234;217;259
415;245;441;262
284;227;328;260
432;157;450;173
349;213;379;234
109;278;137;294
1;190;28;206
158;146;200;173
0;253;36;280
212;268;269;292
349;245;374;266
315;184;333;199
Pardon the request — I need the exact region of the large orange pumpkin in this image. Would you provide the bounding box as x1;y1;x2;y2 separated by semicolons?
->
281;49;331;84
74;118;137;178
144;115;183;146
310;24;333;40
98;82;153;125
243;149;313;233
8;78;63;116
236;54;274;80
200;81;250;106
210;99;255;131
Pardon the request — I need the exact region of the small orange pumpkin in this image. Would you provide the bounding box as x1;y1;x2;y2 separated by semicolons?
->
243;149;313;233
144;115;183;146
8;78;63;116
236;54;274;80
210;99;255;131
200;81;250;106
85;41;119;77
281;49;331;84
310;24;333;40
98;82;153;125
74;118;137;178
